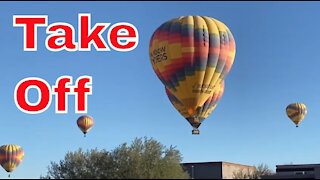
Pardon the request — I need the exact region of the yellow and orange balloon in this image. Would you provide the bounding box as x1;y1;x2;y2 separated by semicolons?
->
77;115;94;137
166;81;225;134
286;103;307;127
0;144;24;177
149;15;236;134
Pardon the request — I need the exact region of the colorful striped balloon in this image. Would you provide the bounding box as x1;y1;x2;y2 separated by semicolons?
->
286;103;307;127
77;115;94;137
0;144;24;174
149;16;236;118
166;81;225;134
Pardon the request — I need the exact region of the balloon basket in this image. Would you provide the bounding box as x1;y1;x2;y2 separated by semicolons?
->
192;129;200;135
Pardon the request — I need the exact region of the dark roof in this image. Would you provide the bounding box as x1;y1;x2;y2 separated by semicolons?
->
277;164;320;169
182;161;223;165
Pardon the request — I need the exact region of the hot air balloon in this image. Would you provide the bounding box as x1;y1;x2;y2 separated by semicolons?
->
0;144;24;177
149;15;236;132
166;81;225;134
286;103;307;127
77;115;94;137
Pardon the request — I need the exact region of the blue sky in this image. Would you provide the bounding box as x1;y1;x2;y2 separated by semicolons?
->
1;1;320;178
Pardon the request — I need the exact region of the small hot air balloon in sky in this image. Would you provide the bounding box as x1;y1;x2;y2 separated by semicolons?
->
149;15;236;133
166;81;225;134
286;103;307;127
0;144;24;177
77;115;94;137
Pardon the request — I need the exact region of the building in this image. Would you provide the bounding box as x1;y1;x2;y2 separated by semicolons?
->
181;161;256;179
262;164;320;179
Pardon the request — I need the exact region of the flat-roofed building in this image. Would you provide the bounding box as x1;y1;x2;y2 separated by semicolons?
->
181;161;256;179
262;164;320;179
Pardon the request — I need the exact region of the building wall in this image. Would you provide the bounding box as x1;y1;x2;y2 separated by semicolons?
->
182;162;255;179
315;167;320;179
182;162;222;179
222;162;256;179
262;164;320;179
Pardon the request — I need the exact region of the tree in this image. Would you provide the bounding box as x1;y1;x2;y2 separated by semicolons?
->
233;163;274;179
41;137;190;179
232;168;253;179
251;164;274;179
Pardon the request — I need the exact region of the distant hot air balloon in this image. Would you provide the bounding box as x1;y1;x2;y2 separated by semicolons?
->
0;144;24;177
149;15;235;128
286;103;307;127
77;115;94;137
166;81;225;134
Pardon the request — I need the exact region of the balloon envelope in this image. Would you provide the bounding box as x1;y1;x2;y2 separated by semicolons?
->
0;144;24;173
149;15;236;118
286;103;307;127
77;115;94;135
166;81;225;133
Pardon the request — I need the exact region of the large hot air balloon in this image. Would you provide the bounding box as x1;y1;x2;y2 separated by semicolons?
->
286;103;307;127
77;115;94;137
0;144;24;177
166;81;225;134
149;15;236;129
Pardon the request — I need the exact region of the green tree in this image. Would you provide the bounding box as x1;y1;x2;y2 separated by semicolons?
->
41;137;190;179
